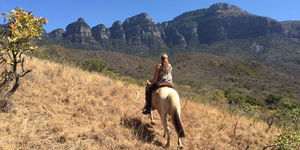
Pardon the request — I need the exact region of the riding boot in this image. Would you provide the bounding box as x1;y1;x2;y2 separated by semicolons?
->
142;83;158;115
142;90;151;115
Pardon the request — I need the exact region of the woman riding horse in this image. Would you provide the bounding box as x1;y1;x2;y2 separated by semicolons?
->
142;53;185;148
142;53;173;115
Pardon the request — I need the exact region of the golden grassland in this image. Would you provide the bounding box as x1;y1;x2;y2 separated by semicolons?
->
0;57;279;150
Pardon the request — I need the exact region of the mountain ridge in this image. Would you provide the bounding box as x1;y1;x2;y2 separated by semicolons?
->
41;3;289;55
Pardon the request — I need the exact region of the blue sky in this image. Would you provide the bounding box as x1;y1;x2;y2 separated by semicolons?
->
0;0;299;32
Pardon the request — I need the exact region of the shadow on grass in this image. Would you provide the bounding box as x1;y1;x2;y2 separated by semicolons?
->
121;116;163;147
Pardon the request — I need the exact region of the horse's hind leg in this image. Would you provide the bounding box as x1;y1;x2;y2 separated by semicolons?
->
163;130;167;138
160;114;170;148
177;137;183;149
149;111;155;125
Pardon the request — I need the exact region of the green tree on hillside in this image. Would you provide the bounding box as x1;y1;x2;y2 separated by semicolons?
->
0;8;47;97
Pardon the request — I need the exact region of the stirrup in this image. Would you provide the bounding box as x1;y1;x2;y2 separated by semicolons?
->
142;109;150;115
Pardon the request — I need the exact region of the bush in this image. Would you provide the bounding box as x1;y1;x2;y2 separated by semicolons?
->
103;70;145;86
272;130;300;150
231;63;255;76
265;94;282;105
266;104;300;150
81;59;108;72
226;92;260;112
224;86;263;114
224;77;237;82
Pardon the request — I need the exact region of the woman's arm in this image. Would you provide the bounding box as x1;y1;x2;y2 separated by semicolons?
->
150;64;160;84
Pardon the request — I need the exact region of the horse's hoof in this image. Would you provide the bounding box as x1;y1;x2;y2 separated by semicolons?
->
164;143;170;148
150;120;155;125
177;146;184;150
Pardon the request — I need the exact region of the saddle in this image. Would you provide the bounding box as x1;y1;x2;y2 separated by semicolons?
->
146;80;174;95
157;83;173;89
146;80;173;88
153;83;174;95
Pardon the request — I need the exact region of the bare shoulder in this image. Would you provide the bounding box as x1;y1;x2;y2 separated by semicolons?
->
156;63;161;69
169;64;172;69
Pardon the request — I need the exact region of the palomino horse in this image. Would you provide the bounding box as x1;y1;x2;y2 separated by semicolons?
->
146;80;185;149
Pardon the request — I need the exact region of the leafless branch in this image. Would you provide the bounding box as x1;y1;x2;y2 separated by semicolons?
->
234;120;239;135
20;70;32;77
267;114;280;130
262;144;275;150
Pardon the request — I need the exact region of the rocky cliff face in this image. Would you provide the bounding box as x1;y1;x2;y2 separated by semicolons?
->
91;24;110;41
122;13;167;55
64;18;95;44
282;21;300;38
165;3;284;46
49;28;65;39
44;3;290;56
110;21;125;39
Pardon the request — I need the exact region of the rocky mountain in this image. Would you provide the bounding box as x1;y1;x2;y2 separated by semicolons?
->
39;3;300;77
64;18;96;44
49;28;65;39
41;3;290;54
162;3;283;47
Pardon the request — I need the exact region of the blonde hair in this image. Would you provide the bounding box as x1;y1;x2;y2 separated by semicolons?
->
160;53;170;72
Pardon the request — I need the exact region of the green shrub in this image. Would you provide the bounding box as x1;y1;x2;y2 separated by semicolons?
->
280;99;299;109
103;70;145;86
272;130;300;150
232;63;255;76
81;59;108;72
103;70;119;78
224;86;263;114
224;77;237;82
226;92;261;112
265;94;282;105
267;104;300;149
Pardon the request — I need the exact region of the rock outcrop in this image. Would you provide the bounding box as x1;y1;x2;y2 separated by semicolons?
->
49;28;65;39
91;24;110;41
64;18;95;44
110;21;125;39
122;13;167;55
165;3;284;46
282;21;300;38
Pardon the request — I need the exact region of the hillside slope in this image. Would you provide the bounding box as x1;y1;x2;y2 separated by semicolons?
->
0;58;279;149
39;45;300;102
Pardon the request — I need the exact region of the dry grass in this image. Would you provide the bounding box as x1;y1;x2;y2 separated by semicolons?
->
0;57;279;150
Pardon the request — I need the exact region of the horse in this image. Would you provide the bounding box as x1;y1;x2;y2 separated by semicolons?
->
146;80;185;149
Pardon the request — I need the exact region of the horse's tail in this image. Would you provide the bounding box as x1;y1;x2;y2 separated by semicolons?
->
173;109;185;137
169;92;185;138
